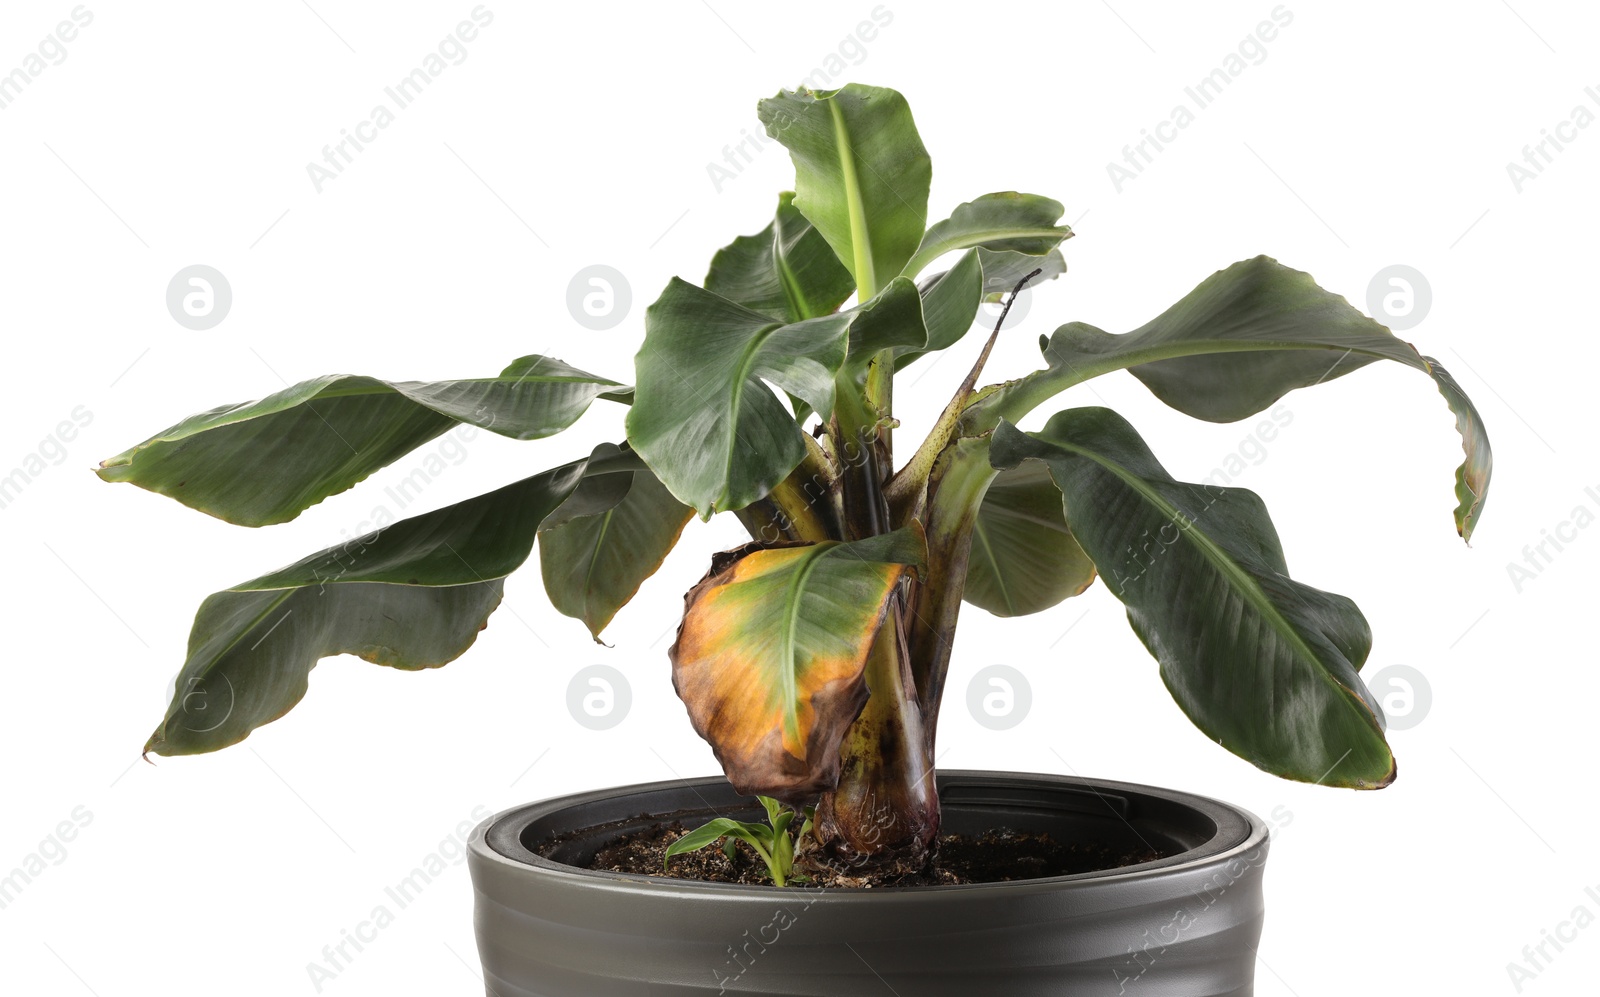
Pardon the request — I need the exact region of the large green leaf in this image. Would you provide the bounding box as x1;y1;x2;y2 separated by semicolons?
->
992;409;1394;788
627;278;852;518
903;192;1073;279
757;84;931;298
671;527;925;799
705;191;855;323
964;459;1095;617
145;457;601;756
969;257;1491;540
539;444;694;641
98;356;628;527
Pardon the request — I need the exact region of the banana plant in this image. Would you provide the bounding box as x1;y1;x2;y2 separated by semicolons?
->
101;83;1492;879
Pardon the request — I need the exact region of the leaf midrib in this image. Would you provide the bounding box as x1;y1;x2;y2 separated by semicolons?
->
717;319;789;509
1044;438;1380;732
909;226;1067;275
827;98;875;298
770;205;813;321
777;543;838;744
109;375;621;455
970;517;1016;615
982;337;1422;428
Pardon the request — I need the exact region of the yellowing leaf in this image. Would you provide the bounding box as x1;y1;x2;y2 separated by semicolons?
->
670;527;924;800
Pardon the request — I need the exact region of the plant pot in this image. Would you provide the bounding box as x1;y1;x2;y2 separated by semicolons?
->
467;770;1269;996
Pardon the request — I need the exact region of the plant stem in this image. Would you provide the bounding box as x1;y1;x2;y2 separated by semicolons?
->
733;437;841;543
907;437;997;730
886;268;1042;527
830;386;890;540
806;597;939;879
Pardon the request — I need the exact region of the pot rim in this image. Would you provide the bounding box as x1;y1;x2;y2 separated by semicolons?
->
470;769;1269;899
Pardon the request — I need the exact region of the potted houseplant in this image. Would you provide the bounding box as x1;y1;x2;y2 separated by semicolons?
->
101;83;1492;995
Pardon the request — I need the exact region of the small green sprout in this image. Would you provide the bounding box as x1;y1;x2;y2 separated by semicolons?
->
663;797;814;886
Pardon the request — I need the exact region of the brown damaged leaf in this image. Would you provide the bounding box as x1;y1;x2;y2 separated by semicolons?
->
670;527;925;801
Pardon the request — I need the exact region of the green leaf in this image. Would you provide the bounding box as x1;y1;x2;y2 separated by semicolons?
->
893;248;1067;374
671;526;925;800
538;444;694;641
903;192;1073;278
976;246;1068;299
964;459;1096;617
758;84;931;299
970;257;1491;541
908;248;984;361
991;409;1394;789
769;807;797;884
627;277;852;518
846;276;927;366
705;191;855;323
146;457;595;756
663;818;774;869
97;356;627;527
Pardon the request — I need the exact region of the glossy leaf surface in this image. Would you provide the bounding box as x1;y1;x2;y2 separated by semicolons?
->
628;278;853;518
903;192;1072;278
98;356;625;527
539;444;694;641
971;257;1491;540
992;408;1394;788
758;84;931;298
146;457;594;755
964;459;1096;617
705;191;855;323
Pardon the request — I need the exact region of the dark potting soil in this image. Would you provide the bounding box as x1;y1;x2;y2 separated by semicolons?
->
578;820;1171;887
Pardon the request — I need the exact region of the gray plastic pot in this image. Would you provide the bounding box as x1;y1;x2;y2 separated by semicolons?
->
468;771;1268;996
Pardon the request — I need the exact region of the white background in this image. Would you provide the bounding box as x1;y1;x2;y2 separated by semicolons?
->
2;1;1595;994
